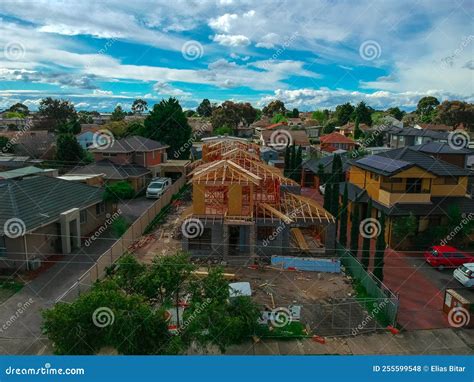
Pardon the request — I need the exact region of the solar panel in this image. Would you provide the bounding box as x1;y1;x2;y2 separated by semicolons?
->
357;156;411;173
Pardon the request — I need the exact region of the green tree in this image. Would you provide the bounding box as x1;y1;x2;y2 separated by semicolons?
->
213;125;233;135
361;199;372;270
239;102;258;126
373;213;386;282
262;100;286;117
284;144;291;176
311;110;328;124
353;101;372;126
289;143;297;178
392;213;417;243
78;111;94;124
211;101;242;134
271;113;288;124
103;181;135;202
294;145;303;182
131;99;148;115
335;102;354;125
323;182;332;212
144;97;192;159
435;100;474;130
55;134;85;165
339;183;349;247
8;102;29;116
349;201;360;257
197;99;213;117
322;118;337;134
354;117;363;140
0;136;12;153
38;97;77;130
386;107;404;120
111;105;126;121
416;96;439;122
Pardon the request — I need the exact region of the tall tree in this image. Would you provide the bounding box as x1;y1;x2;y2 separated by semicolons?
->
290;143;297;178
435;100;474;130
0;136;12;153
284;144;291;177
197;99;213;117
416;96;439;122
349;201;360;258
386;107;404;120
211;101;241;135
323;182;333;212
339;183;349;247
55;134;85;165
131;99;148;115
262;100;286;117
353;101;372;126
354;117;363;140
373;213;386;282
335;102;354;125
311;110;328;124
111;105;126;121
294;145;303;182
38;97;77;130
144;97;192;159
239;102;257;126
361;199;373;270
8;102;29;116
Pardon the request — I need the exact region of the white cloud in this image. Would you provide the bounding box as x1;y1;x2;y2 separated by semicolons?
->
208;13;238;33
153;81;191;98
212;34;251;47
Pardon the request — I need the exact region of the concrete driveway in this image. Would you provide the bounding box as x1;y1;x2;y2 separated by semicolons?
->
118;196;155;223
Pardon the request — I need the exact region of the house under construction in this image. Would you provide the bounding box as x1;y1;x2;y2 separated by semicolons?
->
182;138;336;261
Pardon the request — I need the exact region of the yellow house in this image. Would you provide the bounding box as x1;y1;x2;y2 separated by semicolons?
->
345;147;473;246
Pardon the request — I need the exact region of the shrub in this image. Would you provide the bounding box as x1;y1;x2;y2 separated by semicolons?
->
111;217;129;238
104;181;135;202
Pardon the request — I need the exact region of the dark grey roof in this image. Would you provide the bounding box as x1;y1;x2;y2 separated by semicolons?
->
0;176;104;235
355;156;412;176
303;154;350;174
92;136;168;153
411;142;473;155
377;147;469;176
67;159;150;180
390;127;449;139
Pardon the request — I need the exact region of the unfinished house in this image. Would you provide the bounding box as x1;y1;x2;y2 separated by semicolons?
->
182;139;336;262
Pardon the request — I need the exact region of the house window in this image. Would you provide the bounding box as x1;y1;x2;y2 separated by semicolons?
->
80;210;88;224
405;178;422;193
96;202;106;216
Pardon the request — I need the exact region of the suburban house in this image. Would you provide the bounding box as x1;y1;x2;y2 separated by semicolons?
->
414;123;453;132
342;146;474;246
260;129;311;149
0;176;113;270
187;117;213;138
91;136;169;177
182;138;336;259
338;122;370;137
411;142;473;169
319;132;357;153
387;126;449;148
0;166;57;180
301;154;350;188
76;130;96;149
0;154;44;171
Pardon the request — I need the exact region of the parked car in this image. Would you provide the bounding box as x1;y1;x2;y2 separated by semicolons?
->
319;183;326;195
453;263;474;288
146;177;171;199
424;245;474;271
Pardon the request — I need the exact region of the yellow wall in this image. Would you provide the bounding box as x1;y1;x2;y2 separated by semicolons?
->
227;185;243;215
431;176;468;197
193;184;206;214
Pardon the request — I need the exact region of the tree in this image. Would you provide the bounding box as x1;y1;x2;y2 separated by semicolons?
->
38;97;77;130
353;101;372;126
289;108;299;118
339;183;349;247
143;97;192;159
349;201;360;257
354;117;363;140
294;146;303;182
197;99;213;117
284;145;291;176
373;213;386;282
184;110;196;117
131;99;148;115
392;213;417;243
361;199;372;270
311;110;328;124
77;111;94;124
239;102;258;126
289;144;297;179
271;113;288;124
56;119;81;135
55;134;85;165
323;182;332;212
211;101;241;134
262;100;286;117
0;136;12;153
335;102;354;125
8;102;29;116
322;118;337;134
111;105;126;121
213;125;233;135
103;181;135;202
416;96;439;122
435;100;474;130
386;107;404;120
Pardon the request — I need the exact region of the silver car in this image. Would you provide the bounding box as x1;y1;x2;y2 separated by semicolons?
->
146;177;171;199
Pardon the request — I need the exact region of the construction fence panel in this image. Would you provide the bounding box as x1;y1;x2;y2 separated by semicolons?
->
336;244;399;326
122;228;132;250
111;240;124;261
97;249;112;277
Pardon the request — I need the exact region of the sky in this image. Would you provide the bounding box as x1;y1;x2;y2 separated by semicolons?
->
0;0;473;112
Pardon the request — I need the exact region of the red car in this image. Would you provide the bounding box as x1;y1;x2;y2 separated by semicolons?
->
424;245;474;270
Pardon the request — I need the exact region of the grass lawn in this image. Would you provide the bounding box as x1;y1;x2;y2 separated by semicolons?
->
256;321;306;340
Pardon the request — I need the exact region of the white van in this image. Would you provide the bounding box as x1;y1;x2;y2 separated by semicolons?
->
146;177;171;199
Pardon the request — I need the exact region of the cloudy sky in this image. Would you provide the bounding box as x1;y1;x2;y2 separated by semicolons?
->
0;0;472;112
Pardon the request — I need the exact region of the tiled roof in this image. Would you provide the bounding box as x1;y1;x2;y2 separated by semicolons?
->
303;154;350;174
91;136;168;153
320;132;356;144
411;142;473;155
0;176;104;235
67;159;150;180
261;129;310;146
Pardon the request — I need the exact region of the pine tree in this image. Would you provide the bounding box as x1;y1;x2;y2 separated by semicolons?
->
294;145;303;182
339;183;349;247
354;117;363;140
317;163;325;188
290;143;297;178
284;145;291;176
349;201;360;258
373;213;386;282
323;182;332;212
361;199;372;270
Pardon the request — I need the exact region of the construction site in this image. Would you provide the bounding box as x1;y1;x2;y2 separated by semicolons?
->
181;137;336;262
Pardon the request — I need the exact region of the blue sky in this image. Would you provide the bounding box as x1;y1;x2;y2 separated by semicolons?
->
0;0;472;112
